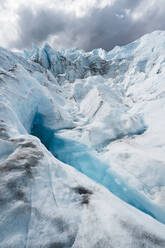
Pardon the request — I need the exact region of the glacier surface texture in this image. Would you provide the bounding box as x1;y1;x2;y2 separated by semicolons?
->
1;31;165;247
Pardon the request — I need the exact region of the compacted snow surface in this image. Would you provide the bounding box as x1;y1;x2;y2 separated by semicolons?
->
1;31;165;247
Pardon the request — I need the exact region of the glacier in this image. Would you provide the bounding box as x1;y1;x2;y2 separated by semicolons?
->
1;30;165;247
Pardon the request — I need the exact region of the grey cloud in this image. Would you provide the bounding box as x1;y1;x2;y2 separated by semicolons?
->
11;7;74;49
11;0;165;51
0;0;5;8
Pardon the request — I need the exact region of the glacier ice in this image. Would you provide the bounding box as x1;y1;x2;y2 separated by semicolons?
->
1;30;165;247
30;111;165;224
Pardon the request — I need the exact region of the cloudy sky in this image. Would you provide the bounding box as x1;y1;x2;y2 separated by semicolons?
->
0;0;165;51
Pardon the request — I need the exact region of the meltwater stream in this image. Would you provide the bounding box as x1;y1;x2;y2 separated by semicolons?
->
31;113;165;225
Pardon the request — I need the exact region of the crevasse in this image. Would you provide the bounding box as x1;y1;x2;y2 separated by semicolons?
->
30;112;165;225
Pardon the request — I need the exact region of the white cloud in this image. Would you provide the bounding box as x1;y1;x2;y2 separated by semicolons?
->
131;0;165;21
0;1;19;48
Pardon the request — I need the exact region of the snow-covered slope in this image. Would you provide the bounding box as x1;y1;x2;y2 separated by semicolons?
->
1;30;165;247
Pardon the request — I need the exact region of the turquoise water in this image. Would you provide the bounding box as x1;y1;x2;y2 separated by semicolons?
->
31;112;165;224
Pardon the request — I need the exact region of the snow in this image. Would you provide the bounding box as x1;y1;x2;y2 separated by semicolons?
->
1;30;165;247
